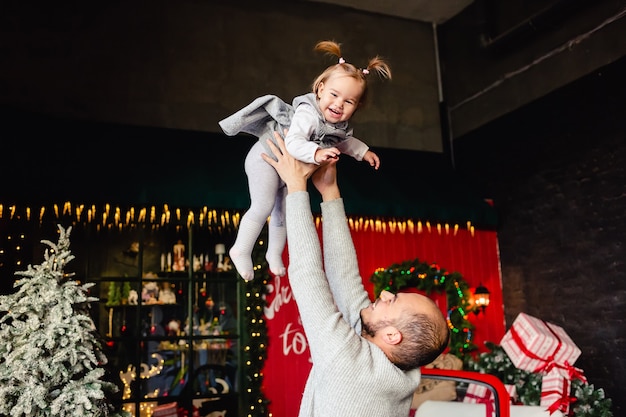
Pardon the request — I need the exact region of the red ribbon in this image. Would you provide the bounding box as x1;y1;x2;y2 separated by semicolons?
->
509;319;563;373
464;391;495;416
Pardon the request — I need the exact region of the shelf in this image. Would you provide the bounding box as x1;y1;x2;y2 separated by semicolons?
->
84;224;242;417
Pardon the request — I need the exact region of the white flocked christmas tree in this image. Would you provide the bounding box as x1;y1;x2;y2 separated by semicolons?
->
0;225;129;417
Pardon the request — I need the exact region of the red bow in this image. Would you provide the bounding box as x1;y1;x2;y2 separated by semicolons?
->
535;356;558;374
563;361;587;383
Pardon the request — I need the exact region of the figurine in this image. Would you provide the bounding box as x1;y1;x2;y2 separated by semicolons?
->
142;282;160;304
173;239;186;271
128;289;139;305
218;256;233;272
159;283;176;304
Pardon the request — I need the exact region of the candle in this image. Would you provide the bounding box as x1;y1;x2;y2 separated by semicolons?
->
160;254;165;271
107;308;114;338
215;244;226;266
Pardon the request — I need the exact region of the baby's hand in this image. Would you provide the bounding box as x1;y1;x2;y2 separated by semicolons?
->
363;150;380;170
315;147;340;164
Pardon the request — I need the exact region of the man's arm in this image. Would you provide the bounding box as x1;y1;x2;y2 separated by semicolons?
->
312;164;370;326
263;135;369;327
262;134;354;366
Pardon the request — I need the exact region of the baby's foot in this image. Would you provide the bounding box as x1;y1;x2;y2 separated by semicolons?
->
269;262;286;277
266;253;286;277
229;246;254;281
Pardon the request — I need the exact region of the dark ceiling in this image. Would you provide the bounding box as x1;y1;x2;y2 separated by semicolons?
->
303;0;474;24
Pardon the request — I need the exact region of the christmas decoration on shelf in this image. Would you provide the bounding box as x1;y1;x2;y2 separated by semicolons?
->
466;342;613;417
370;258;476;357
106;281;132;307
0;225;130;417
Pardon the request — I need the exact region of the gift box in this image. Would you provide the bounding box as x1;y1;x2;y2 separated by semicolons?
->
463;383;496;416
500;313;581;373
463;383;493;403
464;382;517;406
541;369;574;415
504;384;517;403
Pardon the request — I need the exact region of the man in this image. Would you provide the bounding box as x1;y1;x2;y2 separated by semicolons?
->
261;134;450;417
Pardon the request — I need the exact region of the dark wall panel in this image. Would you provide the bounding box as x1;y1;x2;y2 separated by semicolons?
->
454;56;626;415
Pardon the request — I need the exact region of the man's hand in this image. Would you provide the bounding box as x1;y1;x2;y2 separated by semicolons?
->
262;132;319;193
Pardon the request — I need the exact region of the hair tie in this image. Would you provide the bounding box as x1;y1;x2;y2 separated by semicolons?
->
362;68;370;75
338;57;345;64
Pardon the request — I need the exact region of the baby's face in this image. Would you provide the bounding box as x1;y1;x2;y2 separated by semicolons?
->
317;74;364;123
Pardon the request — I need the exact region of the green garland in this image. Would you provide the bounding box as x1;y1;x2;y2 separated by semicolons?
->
370;258;477;357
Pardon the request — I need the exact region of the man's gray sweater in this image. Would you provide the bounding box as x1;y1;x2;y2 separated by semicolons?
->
286;191;421;417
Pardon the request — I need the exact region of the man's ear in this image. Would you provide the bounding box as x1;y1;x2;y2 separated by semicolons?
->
381;326;402;346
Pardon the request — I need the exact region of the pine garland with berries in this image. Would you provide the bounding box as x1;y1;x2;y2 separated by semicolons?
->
370;258;477;356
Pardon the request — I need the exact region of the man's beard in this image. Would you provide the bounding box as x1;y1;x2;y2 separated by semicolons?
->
360;313;379;338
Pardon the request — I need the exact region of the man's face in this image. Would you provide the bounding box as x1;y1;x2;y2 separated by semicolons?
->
360;290;439;334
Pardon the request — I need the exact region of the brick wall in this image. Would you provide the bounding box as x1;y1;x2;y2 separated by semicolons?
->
453;58;626;414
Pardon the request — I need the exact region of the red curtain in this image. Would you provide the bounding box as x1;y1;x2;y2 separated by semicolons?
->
262;220;505;417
